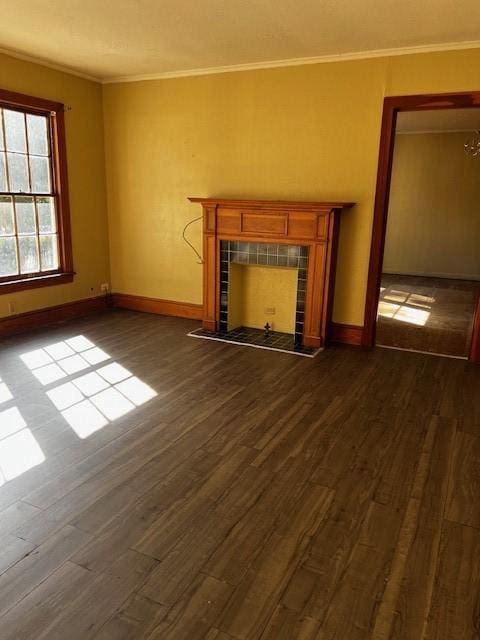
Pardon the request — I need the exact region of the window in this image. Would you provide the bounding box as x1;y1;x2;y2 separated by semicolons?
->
0;89;73;293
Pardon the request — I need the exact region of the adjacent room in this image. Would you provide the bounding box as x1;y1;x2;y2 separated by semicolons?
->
0;2;479;639
377;109;480;358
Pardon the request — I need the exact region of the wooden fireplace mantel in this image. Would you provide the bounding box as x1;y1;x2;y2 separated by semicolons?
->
189;197;354;348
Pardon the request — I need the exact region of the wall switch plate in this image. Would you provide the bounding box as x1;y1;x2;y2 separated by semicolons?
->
265;307;276;315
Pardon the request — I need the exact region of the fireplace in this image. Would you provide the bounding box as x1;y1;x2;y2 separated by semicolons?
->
189;197;353;352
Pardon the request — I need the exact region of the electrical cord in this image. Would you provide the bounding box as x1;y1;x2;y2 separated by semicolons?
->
182;215;204;264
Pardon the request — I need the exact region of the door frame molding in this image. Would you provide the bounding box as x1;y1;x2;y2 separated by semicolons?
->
362;90;480;362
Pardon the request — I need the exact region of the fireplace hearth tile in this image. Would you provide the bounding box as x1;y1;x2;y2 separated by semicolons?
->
188;327;321;357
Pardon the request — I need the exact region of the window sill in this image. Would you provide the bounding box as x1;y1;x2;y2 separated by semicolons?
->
0;272;75;295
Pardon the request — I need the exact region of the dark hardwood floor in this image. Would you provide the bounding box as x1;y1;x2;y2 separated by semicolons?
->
0;309;479;639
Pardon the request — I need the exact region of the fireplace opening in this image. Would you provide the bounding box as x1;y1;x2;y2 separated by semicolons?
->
189;241;320;356
227;263;298;334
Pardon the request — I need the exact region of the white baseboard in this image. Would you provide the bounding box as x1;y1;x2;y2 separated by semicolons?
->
382;269;480;282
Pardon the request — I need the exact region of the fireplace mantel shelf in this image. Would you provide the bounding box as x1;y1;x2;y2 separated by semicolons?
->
189;197;355;349
188;197;355;211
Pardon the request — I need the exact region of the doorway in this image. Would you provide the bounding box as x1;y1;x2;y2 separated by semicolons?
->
364;92;480;362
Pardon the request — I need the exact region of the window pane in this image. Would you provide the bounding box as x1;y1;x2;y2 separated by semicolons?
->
37;197;56;232
18;236;39;273
0;197;14;236
0;118;4;150
30;156;51;193
0;237;18;276
3;110;27;153
40;234;59;271
0;152;6;191
26;114;49;156
7;153;29;192
15;197;36;234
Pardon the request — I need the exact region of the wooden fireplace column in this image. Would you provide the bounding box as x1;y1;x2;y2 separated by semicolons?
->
189;198;353;348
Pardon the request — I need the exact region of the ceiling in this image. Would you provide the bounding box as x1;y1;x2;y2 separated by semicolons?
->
1;0;480;82
397;109;480;133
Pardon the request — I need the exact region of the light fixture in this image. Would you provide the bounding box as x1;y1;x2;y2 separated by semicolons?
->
464;130;480;156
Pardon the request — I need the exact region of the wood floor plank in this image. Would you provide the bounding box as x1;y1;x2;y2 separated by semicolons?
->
424;520;480;640
216;483;333;639
374;416;456;640
0;525;92;618
133;445;256;557
0;534;36;575
0;561;90;640
93;595;167;639
205;628;236;639
292;412;405;626
0;500;42;538
0;551;158;640
316;501;403;639
445;430;480;529
146;574;233;639
258;606;322;640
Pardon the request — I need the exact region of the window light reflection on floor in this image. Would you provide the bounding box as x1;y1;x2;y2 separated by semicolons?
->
408;293;436;308
21;335;157;440
0;406;45;485
0;378;13;406
381;289;435;308
20;337;110;386
378;300;431;326
383;291;408;304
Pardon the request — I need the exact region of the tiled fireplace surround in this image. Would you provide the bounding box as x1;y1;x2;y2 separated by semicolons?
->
219;240;308;345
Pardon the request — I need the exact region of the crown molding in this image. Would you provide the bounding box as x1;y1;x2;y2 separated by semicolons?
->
102;39;480;84
1;38;480;86
0;46;102;83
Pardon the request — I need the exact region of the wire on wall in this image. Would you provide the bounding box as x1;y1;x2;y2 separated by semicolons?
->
182;215;204;264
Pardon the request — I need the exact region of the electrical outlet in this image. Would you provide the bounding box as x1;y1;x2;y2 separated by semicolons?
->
100;283;110;293
7;302;15;314
265;307;276;315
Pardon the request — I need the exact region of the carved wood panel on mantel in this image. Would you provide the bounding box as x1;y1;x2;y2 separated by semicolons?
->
189;198;354;348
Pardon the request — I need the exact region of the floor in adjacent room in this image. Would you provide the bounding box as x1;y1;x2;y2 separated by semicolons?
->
0;309;479;639
377;274;479;358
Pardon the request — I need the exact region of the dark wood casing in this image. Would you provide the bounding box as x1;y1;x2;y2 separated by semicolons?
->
0;88;74;294
189;198;353;348
364;91;480;363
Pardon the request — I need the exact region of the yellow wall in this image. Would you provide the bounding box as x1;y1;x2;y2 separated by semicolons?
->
103;58;388;319
0;53;109;318
228;264;297;333
103;48;480;326
384;132;480;280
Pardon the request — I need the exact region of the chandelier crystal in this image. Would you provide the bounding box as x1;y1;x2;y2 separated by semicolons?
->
464;130;480;156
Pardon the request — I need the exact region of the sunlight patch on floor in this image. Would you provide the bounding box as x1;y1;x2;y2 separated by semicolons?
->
0;379;13;406
20;338;110;386
408;292;436;308
21;335;157;440
378;300;431;326
0;407;45;485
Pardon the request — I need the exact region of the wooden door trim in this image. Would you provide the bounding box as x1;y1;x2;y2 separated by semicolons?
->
470;291;480;363
363;91;480;363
